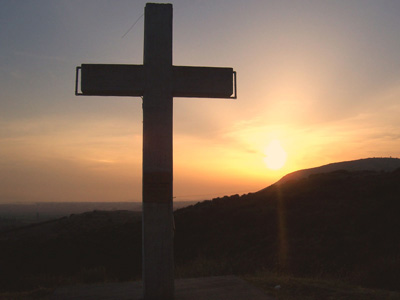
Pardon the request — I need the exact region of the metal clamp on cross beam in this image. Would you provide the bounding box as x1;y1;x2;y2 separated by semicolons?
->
75;66;81;96
233;71;237;99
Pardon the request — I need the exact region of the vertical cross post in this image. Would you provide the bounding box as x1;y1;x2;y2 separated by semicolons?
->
142;4;174;300
75;3;236;299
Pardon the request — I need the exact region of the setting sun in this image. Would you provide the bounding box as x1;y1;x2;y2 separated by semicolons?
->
263;140;287;170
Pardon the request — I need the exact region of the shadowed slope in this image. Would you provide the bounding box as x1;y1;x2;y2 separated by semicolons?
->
174;167;400;290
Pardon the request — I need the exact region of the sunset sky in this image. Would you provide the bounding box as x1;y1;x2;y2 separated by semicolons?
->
1;0;400;203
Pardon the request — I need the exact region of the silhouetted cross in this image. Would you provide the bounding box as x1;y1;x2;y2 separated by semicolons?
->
76;3;236;299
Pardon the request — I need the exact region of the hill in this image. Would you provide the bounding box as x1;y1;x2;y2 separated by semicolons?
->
275;157;400;185
0;201;197;232
0;210;143;292
174;166;400;291
1;159;399;293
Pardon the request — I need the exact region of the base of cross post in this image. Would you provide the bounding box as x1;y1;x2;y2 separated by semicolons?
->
142;202;174;300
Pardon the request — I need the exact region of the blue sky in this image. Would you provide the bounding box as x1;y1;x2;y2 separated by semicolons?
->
1;0;400;203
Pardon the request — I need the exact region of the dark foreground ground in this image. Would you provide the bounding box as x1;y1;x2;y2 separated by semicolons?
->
51;276;274;300
1;274;399;300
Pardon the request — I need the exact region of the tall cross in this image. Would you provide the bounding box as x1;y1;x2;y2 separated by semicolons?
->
75;3;236;300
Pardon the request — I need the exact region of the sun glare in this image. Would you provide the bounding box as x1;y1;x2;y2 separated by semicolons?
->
263;140;287;170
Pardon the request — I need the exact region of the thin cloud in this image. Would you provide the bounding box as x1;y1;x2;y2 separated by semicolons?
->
14;51;66;62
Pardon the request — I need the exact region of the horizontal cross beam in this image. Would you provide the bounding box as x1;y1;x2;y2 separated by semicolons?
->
76;64;236;98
